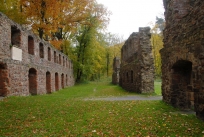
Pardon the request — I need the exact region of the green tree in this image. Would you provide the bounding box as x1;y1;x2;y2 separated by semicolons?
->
62;3;110;82
151;16;165;78
0;0;26;24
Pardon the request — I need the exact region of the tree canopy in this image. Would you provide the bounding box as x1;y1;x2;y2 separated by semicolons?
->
1;0;123;82
0;0;163;82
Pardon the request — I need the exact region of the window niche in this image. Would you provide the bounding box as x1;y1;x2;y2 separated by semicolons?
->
59;54;61;64
28;36;34;55
39;43;44;58
126;72;129;83
63;56;65;66
11;26;21;48
54;51;57;63
48;47;51;61
131;70;133;83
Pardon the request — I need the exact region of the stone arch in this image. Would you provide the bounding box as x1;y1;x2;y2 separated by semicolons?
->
28;36;34;55
61;73;64;88
55;73;59;91
29;68;37;95
0;63;9;97
170;60;192;109
11;26;21;47
46;71;51;94
39;42;44;58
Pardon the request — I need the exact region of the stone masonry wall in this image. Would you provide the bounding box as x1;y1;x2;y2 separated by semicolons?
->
161;0;204;120
0;12;75;96
119;27;154;93
112;57;120;85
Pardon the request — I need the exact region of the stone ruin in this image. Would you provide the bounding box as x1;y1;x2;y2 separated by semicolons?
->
161;0;204;119
119;27;154;93
0;12;75;96
112;57;120;85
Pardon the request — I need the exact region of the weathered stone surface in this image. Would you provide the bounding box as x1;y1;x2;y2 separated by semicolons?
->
161;0;204;120
112;57;120;85
0;12;75;96
119;27;154;93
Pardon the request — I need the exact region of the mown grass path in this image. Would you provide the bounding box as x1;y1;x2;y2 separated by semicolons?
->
0;81;204;136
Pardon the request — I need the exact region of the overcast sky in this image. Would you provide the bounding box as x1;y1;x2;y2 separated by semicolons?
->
97;0;164;40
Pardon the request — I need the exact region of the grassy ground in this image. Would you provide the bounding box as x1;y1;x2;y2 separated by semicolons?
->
0;81;204;136
154;79;162;95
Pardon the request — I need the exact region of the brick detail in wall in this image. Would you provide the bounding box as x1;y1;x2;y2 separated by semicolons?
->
118;27;154;93
161;0;204;120
0;12;75;96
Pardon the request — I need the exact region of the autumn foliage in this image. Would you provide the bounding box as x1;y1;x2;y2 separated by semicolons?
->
0;0;164;81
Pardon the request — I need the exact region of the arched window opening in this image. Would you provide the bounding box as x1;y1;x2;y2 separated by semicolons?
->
131;70;133;83
171;60;192;109
46;71;51;94
28;36;34;55
48;47;51;61
55;73;59;91
63;56;65;66
39;43;44;58
11;26;21;47
126;72;129;83
54;51;56;63
29;68;37;95
61;73;64;88
0;63;9;97
59;54;61;65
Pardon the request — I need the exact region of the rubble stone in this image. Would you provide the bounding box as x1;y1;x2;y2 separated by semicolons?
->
0;12;74;96
161;0;204;120
119;27;154;93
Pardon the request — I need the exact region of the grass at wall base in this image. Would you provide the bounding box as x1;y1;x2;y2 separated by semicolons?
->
0;80;204;136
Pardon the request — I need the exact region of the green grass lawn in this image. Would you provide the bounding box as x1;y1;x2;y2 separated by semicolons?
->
0;81;204;136
154;80;162;95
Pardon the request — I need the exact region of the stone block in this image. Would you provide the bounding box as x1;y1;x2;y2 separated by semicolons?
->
161;0;204;120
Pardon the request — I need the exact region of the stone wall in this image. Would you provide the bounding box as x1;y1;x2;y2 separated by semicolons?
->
112;57;120;85
161;0;204;119
0;12;75;96
119;27;154;93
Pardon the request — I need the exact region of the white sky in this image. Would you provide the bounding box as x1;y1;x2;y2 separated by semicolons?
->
97;0;164;40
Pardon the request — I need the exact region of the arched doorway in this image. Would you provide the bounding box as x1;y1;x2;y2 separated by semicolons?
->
46;71;51;94
55;73;59;91
0;63;9;97
171;60;192;109
29;68;37;95
61;73;64;88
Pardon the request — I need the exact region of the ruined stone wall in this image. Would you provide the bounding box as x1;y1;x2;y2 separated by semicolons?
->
0;12;75;96
161;0;204;119
112;57;120;85
119;27;154;93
